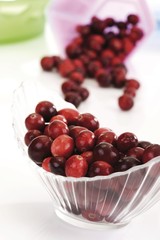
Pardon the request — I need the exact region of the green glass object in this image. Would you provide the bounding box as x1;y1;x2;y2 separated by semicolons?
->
0;0;49;43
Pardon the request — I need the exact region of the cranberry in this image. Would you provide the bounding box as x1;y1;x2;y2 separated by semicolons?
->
25;113;45;131
65;155;88;177
116;21;127;29
58;108;80;125
78;87;89;101
91;17;106;34
40;56;54;71
51;134;74;158
42;157;52;172
66;43;82;59
81;209;104;222
64;91;82;107
52;56;62;68
138;141;152;149
100;49;114;66
24;129;42;146
88;161;113;177
127;14;139;25
125;79;140;89
97;131;117;145
76;113;99;131
95;69;112;87
105;17;115;27
115;156;141;172
111;57;122;66
35;101;57;122
118;94;134;111
76;24;91;36
109;38;123;52
49;114;67;124
61;81;78;94
69;71;84;85
124;87;136;97
127;147;144;161
69;126;87;139
28;135;52;165
50;156;66;176
112;65;127;88
48;120;69;140
130;27;144;41
81;151;93;165
117;132;138;153
58;59;75;77
79;54;90;66
94;127;112;139
93;142;119;165
87;60;102;77
75;130;95;153
142;144;160;163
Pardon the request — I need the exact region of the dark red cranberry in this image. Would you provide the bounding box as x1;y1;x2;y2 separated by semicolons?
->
93;142;119;165
76;24;91;36
116;21;127;29
25;113;45;131
52;56;62;68
28;135;52;165
105;17;115;27
127;147;144;161
94;127;112;139
58;108;80;125
95;69;112;87
100;49;114;66
76;113;99;131
49;114;67;124
114;156;141;172
69;126;87;139
111;57;122;66
58;59;75;77
42;157;52;172
87;60;102;77
88;161;113;177
79;54;90;66
81;151;93;165
87;35;105;52
125;79;140;89
48;120;69;140
69;71;84;85
138;141;152;149
130;27;144;41
51;134;74;158
78;87;89;101
61;81;78;94
109;38;123;52
65;155;88;177
24;129;42;146
97;131;117;146
142;144;160;163
66;43;82;59
117;132;138;153
35;101;57;122
50;156;66;176
75;130;95;152
64;91;82;107
122;37;134;55
40;56;54;71
84;49;97;60
127;14;139;25
124;87;136;97
91;17;106;34
118;94;134;111
112;65;127;88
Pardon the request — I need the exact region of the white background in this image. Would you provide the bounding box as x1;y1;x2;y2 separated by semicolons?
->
1;19;160;239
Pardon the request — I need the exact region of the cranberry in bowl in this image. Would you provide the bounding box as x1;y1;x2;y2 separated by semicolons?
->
12;80;160;229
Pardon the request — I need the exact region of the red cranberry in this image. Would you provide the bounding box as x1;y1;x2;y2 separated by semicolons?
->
125;79;140;89
109;38;123;52
138;141;152;149
76;24;91;36
66;43;82;59
117;132;138;153
127;14;139;25
100;49;114;67
51;134;74;158
24;129;42;146
58;59;75;77
64;92;82;108
42;157;52;172
52;56;62;68
79;54;90;66
48;120;69;140
40;56;54;71
87;60;102;77
69;71;84;85
124;87;136;97
76;113;99;131
28;135;52;165
93;142;119;165
58;108;80;125
75;130;95;152
105;17;115;27
69;126;87;139
61;81;78;94
111;57;122;66
142;144;160;163
122;37;134;55
95;69;112;87
112;65;127;88
97;131;117;146
88;161;113;177
78;87;89;101
35;101;57;122
94;127;112;139
50;156;66;176
130;27;144;41
114;156;141;172
49;114;67;124
25;113;45;131
127;147;144;161
81;151;93;165
116;21;127;30
118;94;134;111
65;155;88;177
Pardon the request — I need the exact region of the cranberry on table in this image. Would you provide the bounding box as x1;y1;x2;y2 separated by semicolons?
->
65;155;88;177
42;157;52;172
142;144;160;163
25;113;45;131
75;130;95;152
61;80;78;94
28;135;52;165
40;56;54;71
88;161;113;177
64;91;82;108
114;156;141;172
69;71;84;85
51;134;74;158
24;129;42;146
118;94;134;111
117;132;138;153
57;108;80;125
48;120;69;140
35;101;57;122
125;79;140;89
58;59;75;77
124;87;136;97
76;113;99;131
78;87;89;101
95;69;112;87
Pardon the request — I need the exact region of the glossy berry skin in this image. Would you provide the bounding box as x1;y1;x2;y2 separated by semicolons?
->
78;87;89;101
81;151;93;165
51;134;74;158
95;69;112;87
42;157;52;172
28;135;52;165
76;113;99;131
61;81;78;94
49;114;67;124
117;132;138;153
115;156;141;172
65;155;88;177
69;71;84;85
58;108;80;125
88;161;113;177
25;113;45;131
127;147;144;161
24;129;42;146
127;14;139;25
35;101;57;122
93;142;119;166
69;126;87;139
75;130;95;152
142;144;160;163
118;94;134;111
94;127;112;139
48;120;69;140
50;156;66;176
138;141;152;149
58;59;75;77
64;92;82;108
125;79;140;89
97;131;117;146
40;57;54;71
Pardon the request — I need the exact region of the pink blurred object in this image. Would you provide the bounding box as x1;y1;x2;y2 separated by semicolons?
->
47;0;155;57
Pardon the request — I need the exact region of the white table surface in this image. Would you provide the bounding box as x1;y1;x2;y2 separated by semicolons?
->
1;24;160;240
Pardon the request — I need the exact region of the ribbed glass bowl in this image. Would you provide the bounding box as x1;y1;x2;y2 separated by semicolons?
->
12;80;160;229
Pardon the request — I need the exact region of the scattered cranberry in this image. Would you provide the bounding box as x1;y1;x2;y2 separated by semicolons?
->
50;156;66;176
65;155;88;177
40;57;54;71
127;14;139;25
118;94;134;111
64;91;82;108
58;59;75;77
125;79;140;89
78;87;89;101
61;81;78;94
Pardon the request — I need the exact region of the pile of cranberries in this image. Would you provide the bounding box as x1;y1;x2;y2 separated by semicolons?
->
40;14;143;110
24;100;160;178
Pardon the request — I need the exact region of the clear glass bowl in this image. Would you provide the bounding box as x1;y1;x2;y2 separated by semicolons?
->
0;0;49;43
12;80;160;229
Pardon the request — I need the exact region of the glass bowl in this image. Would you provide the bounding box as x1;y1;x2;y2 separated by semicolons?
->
12;80;160;229
0;0;49;43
